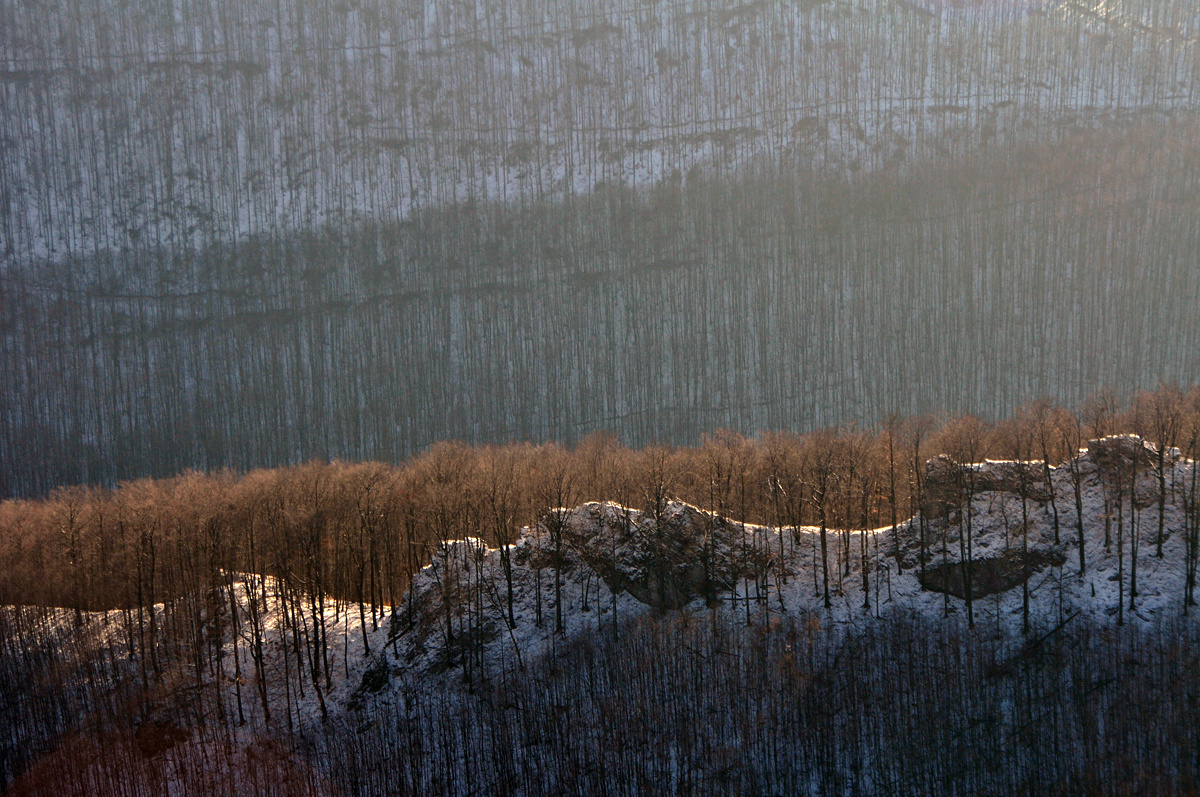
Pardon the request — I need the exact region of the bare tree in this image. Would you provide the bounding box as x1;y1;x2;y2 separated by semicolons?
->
1134;385;1184;558
906;416;935;585
535;445;578;636
803;430;841;610
938;416;990;630
1057;407;1089;575
1028;399;1065;545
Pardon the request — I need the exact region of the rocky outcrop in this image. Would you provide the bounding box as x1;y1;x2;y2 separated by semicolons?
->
922;455;1051;520
524;502;767;610
1078;435;1168;509
1083;434;1159;472
921;436;1176;521
919;549;1066;600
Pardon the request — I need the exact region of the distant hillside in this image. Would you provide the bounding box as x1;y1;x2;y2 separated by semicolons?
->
6;126;1200;496
3;0;1195;262
4;0;1200;496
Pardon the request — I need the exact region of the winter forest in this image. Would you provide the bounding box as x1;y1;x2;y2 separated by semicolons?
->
4;0;1200;793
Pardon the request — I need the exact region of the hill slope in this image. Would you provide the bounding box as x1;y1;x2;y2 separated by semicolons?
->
5;434;1200;794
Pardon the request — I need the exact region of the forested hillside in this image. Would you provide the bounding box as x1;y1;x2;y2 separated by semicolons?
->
5;0;1200;495
6;0;1200;792
5;0;1193;257
4;387;1200;795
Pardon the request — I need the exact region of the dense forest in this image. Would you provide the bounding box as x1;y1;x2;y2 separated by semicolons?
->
4;385;1200;794
6;385;1198;613
9;613;1200;795
5;0;1200;792
5;0;1200;495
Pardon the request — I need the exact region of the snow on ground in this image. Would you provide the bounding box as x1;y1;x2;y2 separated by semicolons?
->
11;435;1197;743
189;434;1198;735
357;437;1196;720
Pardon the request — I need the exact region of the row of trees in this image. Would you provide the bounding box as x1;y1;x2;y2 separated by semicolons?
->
4;382;1200;623
318;612;1200;796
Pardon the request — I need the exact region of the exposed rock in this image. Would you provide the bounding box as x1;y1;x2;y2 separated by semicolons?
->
921;436;1174;521
919;549;1066;600
1084;434;1158;472
922;455;1050;519
1078;435;1165;508
401;537;500;670
524;501;767;609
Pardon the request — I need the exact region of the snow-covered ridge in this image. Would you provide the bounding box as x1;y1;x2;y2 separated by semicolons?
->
9;434;1195;747
387;434;1196;691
